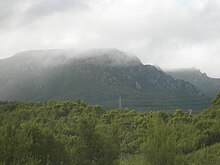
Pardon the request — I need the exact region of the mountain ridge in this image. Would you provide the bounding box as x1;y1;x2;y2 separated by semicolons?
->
0;49;210;111
166;68;220;97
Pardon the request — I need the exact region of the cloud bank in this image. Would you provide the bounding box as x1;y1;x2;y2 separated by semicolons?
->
0;0;220;77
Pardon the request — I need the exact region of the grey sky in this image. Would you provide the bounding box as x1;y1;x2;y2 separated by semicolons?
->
1;0;220;77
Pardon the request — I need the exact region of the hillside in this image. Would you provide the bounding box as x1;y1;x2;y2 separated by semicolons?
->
0;49;211;111
167;68;220;97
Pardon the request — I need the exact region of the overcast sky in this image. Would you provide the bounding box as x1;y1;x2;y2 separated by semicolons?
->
1;0;220;77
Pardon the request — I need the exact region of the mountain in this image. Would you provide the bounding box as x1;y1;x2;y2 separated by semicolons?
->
0;49;211;111
166;68;220;97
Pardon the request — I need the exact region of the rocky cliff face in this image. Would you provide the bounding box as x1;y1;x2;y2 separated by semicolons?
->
167;68;220;97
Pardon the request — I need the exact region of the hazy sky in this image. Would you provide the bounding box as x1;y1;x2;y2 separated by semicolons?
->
1;0;220;77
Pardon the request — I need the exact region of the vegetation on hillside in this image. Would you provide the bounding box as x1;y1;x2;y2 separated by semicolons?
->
0;94;220;165
0;50;211;111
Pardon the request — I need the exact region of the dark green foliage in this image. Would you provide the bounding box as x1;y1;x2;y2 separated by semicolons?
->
0;94;220;164
142;120;179;165
212;92;220;107
0;101;120;165
183;143;220;165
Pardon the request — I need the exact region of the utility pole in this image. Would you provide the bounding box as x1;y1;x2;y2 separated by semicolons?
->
119;96;122;109
188;109;192;115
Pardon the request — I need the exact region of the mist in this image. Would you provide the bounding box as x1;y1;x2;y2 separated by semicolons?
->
1;0;220;77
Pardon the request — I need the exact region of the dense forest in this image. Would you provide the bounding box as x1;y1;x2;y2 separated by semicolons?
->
0;93;220;165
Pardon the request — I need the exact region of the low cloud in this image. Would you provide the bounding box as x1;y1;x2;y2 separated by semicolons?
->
0;0;220;77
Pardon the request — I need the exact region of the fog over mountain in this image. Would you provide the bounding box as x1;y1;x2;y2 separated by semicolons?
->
0;49;211;111
167;68;220;97
1;0;220;77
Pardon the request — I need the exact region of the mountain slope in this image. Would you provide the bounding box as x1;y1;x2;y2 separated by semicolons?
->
0;49;211;111
167;68;220;97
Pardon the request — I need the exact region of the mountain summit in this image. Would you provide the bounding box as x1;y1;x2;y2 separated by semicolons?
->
9;48;141;67
0;49;210;111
